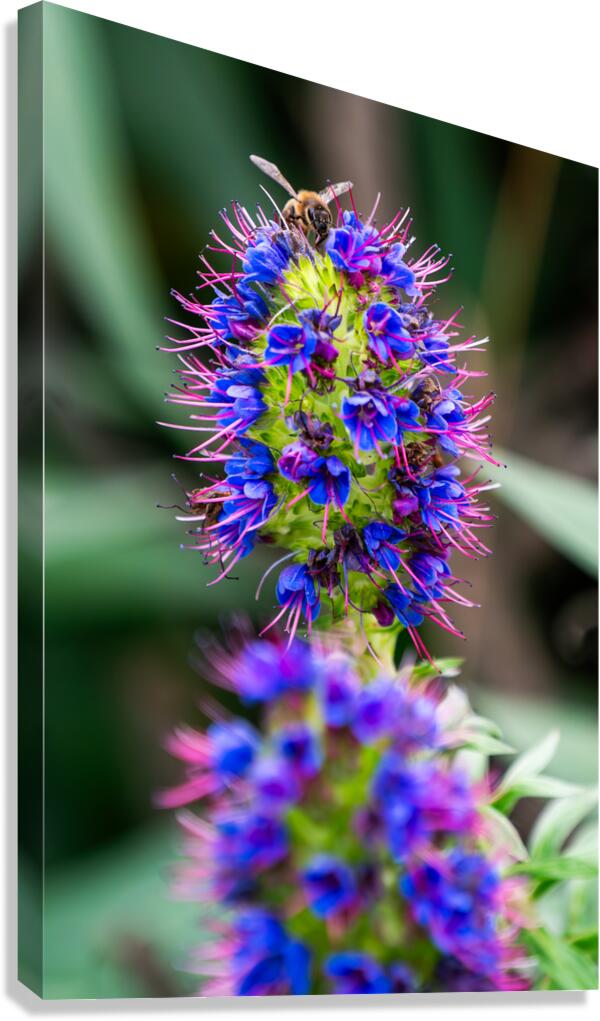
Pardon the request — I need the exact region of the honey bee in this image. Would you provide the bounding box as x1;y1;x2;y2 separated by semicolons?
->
250;154;353;244
413;376;442;413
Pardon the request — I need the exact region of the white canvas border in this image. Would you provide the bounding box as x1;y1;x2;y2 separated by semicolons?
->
2;2;598;1019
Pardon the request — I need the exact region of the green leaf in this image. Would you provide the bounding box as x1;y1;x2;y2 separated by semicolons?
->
411;657;463;682
488;448;598;577
459;733;515;757
570;931;599;960
509;858;598;882
523;929;598;990
496;729;560;794
511;776;582;800
529;789;598;859
471;688;598;788
493;775;582;816
462;713;505;739
568;821;598;860
43;4;166;412
481;806;528;860
565;823;599;936
568;877;599;939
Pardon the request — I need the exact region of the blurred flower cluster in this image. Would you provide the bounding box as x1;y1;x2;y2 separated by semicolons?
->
163;196;498;656
157;627;532;996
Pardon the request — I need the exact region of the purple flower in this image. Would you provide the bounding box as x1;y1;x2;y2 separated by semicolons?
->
251;756;300;811
341;389;397;452
299;308;341;363
433;957;497;993
275;723;322;780
389;962;417;993
363;302;414;363
225;439;274;499
324;953;391;994
417;465;466;533
326;211;383;279
275;563;321;630
341;673;437;754
394;396;421;433
400;850;504;979
351;677;399;744
232;911;311;996
216;811;288;874
236;277;271;321
277;439;319;481
208;290;267;344
156;717;260;810
213;515;256;563
383;584;424;628
209;720;260;780
381;243;420;295
422;386;466;456
208;295;252;343
410;551;451;601
306;456;351;508
363;521;406;572
234;639;318;702
373;754;476;860
391;486;420;521
389;463;470;537
242;227;294;285
327;950;416;995
208;367;266;433
320;653;360;728
419;332;456;373
264;323;317;372
301;855;356;918
372;599;396;628
279;443;350;512
216;484;277;563
391;690;439;754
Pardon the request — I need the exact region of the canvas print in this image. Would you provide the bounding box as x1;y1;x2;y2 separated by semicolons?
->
18;1;598;999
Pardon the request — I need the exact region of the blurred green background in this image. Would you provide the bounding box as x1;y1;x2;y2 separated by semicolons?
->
19;1;598;998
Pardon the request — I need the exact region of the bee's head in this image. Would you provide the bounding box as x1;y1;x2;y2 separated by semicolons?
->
308;202;332;237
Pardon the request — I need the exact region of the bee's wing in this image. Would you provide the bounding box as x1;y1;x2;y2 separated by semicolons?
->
319;180;354;204
250;155;297;199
